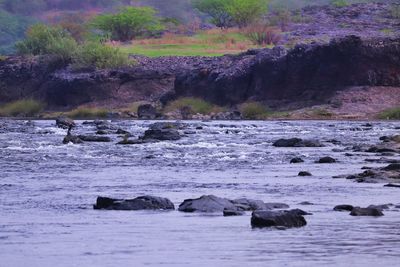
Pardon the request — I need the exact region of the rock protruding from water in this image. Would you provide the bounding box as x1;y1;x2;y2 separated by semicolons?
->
290;157;304;163
142;122;182;141
334;205;354;211
93;196;175;211
350;207;384;217
178;195;237;213
63;134;83;144
298;171;312;176
273;138;323;147
251;210;307;228
317;157;336;163
78;135;111;142
56;117;75;129
346;163;400;183
178;195;289;213
223;209;245;216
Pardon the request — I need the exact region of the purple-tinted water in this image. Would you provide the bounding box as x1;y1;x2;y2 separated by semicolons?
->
0;120;399;267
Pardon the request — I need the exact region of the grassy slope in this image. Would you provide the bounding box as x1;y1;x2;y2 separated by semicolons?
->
118;30;264;57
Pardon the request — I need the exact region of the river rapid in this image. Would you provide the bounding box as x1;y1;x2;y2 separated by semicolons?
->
0;120;399;267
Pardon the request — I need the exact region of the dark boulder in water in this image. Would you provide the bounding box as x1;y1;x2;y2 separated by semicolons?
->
298;171;312;176
223;209;245;216
290;157;304;163
232;198;289;211
178;195;237;213
350;207;384;217
93;196;175;211
56;117;75;129
142;129;181;141
334;204;354;211
63;134;83;144
273;138;323;147
251;210;307;228
317;157;336;163
78;135;111;142
384;183;400;188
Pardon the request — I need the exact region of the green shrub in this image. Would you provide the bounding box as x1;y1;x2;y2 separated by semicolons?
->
91;6;165;42
67;107;109;118
0;99;44;117
311;108;334;118
0;55;7;61
331;0;348;7
73;42;133;69
245;24;281;45
15;24;78;62
239;101;270;119
378;107;400;120
164;97;223;114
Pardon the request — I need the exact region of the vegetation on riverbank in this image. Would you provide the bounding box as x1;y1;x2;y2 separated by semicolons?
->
378;107;400;120
0;99;44;117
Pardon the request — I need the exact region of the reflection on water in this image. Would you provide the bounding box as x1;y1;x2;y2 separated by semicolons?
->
0;120;400;267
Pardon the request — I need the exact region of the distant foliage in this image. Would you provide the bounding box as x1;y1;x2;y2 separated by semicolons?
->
245;24;281;45
239;102;270;119
378;107;400;120
67;107;109;118
164;97;224;115
330;0;348;7
193;0;269;28
91;6;165;42
16;24;78;62
0;99;44;117
73;42;133;69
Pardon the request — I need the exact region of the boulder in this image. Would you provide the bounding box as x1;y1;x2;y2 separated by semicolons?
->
56;117;75;129
290;157;304;163
142;129;181;141
298;171;312;176
137;104;157;119
251;210;307;228
273;138;323;147
384;183;400;188
178;195;237;213
334;204;354;211
93;196;175;210
231;198;289;211
317;157;336;163
63;134;83;144
350;207;384;216
223;209;245;216
78;135;111;142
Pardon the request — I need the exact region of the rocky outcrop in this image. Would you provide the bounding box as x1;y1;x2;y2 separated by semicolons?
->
251;210;308;228
175;36;400;107
346;163;400;183
350;207;384;217
93;196;175;210
1;36;399;110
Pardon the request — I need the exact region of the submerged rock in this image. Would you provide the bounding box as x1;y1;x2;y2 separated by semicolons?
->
290;157;304;163
251;210;307;228
350;207;384;217
273;138;323;147
317;157;336;163
384;183;400;188
63;134;83;144
78;135;111;142
334;205;354;211
298;171;312;176
93;196;175;210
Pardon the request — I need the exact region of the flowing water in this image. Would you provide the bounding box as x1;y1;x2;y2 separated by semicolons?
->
0;120;399;267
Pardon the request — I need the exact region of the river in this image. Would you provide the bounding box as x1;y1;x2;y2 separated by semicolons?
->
0;120;399;267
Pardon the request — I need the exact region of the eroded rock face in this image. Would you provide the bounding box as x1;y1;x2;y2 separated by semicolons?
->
1;36;399;109
93;196;175;211
251;210;307;228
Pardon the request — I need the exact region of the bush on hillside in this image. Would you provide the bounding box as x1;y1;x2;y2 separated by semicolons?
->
91;6;164;42
239;102;271;119
72;42;133;69
378;107;400;120
0;99;44;117
15;24;78;62
245;24;281;45
164;97;224;115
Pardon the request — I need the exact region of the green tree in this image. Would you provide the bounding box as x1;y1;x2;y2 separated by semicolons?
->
226;0;269;28
193;0;269;28
91;6;164;42
193;0;233;28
